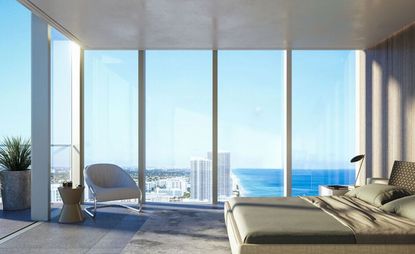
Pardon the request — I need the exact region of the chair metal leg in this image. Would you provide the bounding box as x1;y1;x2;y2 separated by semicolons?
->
138;188;143;212
84;197;97;218
94;197;97;216
84;195;143;219
120;204;141;213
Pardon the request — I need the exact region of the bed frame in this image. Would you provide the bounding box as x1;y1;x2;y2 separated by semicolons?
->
224;201;415;254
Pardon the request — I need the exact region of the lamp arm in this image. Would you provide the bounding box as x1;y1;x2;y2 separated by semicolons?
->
354;157;365;186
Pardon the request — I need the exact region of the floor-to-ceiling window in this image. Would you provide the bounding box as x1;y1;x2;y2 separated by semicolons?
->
0;1;31;202
84;50;138;201
81;49;356;202
292;51;356;196
50;29;72;202
146;51;212;202
218;51;285;199
50;28;81;202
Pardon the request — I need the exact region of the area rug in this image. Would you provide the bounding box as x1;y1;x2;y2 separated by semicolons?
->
122;206;231;254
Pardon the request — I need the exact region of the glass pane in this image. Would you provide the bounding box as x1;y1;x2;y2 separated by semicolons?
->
0;1;31;202
50;29;73;203
0;1;31;140
292;51;356;196
218;51;284;199
146;51;212;202
50;146;71;202
84;50;139;201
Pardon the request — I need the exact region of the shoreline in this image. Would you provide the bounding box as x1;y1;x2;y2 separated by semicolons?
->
231;168;355;197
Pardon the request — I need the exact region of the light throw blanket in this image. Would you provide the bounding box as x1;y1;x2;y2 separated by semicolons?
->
302;196;415;244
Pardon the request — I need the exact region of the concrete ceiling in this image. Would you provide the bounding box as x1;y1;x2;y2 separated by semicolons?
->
21;0;415;49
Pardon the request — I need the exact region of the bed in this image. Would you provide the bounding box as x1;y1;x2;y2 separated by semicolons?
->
224;161;415;254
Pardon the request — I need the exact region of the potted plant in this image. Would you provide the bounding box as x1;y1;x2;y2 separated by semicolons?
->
0;137;31;210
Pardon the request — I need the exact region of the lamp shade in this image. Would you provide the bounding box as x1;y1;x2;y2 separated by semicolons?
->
351;154;365;163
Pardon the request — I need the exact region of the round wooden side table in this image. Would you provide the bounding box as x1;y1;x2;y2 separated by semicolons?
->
58;186;85;223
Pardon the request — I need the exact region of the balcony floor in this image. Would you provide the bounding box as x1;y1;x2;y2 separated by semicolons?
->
0;204;33;240
0;203;230;253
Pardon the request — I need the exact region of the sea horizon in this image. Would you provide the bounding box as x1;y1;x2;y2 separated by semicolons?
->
232;168;355;197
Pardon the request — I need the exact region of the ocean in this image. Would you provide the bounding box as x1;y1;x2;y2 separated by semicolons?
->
232;168;355;196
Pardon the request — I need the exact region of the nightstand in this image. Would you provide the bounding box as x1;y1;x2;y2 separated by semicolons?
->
319;185;355;196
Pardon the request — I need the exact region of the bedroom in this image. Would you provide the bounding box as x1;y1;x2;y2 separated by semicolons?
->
1;0;415;253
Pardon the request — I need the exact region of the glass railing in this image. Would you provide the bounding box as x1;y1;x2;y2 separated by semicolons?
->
51;144;72;202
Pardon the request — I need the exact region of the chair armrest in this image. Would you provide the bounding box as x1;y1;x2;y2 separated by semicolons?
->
366;177;389;185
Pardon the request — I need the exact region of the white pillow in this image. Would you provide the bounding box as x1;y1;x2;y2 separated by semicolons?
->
380;195;415;221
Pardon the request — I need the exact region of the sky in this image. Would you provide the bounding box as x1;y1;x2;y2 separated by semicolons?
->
0;0;356;171
0;0;31;140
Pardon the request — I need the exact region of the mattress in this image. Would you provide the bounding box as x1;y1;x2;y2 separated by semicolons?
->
226;197;355;244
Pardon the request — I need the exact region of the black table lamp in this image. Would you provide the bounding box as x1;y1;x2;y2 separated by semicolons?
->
351;154;365;186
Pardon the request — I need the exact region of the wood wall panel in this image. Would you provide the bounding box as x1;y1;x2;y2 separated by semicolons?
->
365;24;415;178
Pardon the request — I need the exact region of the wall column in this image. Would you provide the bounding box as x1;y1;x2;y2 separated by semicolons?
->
356;50;366;185
31;14;51;221
138;50;146;203
71;47;83;189
212;50;218;204
284;49;292;197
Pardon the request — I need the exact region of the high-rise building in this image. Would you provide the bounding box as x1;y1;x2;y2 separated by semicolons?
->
190;158;211;201
208;151;231;199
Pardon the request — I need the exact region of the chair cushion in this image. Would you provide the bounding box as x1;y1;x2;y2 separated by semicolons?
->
86;164;134;188
85;164;141;202
95;186;140;202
